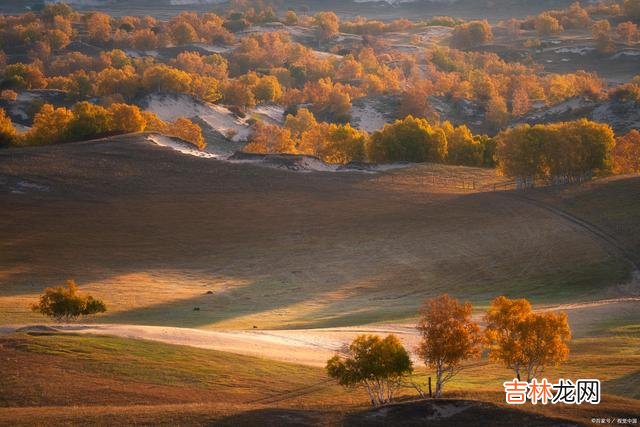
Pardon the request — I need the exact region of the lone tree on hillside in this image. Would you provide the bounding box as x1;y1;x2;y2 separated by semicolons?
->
32;280;106;322
416;294;483;398
326;334;412;406
484;296;571;382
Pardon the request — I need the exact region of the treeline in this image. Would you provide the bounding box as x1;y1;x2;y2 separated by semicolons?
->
245;111;495;167
0;103;204;149
327;294;571;405
245;111;639;180
496;119;615;184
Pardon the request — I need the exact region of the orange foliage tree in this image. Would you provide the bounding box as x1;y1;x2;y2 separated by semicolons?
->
451;20;493;49
484;296;571;382
416;294;483;398
613;129;640;174
367;116;447;163
25;104;74;145
0;108;17;146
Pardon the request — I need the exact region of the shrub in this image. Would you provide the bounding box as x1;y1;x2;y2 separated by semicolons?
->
32;280;107;322
327;334;412;406
451;20;493;49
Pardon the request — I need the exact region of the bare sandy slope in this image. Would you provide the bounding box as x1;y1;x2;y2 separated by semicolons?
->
4;297;637;367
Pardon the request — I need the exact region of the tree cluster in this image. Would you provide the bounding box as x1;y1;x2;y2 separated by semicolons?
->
327;294;572;405
2;102;204;150
496;119;615;184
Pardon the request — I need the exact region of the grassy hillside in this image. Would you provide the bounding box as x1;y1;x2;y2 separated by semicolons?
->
1;332;637;426
1;136;636;329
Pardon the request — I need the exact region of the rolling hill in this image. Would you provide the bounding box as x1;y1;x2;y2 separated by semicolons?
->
1;134;637;329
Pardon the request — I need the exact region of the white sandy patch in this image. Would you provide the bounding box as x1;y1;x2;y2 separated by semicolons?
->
143;94;252;142
191;43;231;54
250;104;285;125
350;103;389;133
553;46;594;56
612;50;640;59
146;134;220;159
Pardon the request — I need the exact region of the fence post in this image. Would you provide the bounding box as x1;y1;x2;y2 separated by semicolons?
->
428;376;432;398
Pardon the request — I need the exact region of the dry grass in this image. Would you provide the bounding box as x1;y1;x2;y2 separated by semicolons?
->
1;137;639;424
1;332;637;426
0;136;634;329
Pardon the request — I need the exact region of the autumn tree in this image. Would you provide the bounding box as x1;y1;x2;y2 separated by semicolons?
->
613;129;640;174
132;28;159;50
320;123;367;164
3;63;47;90
400;79;437;121
170;117;206;150
617;21;639;43
561;2;591;29
109;103;147;133
451;20;493;49
495;120;615;183
535;13;563;35
172;51;228;79
416;294;483;398
170;21;199;45
284;107;317;139
32;280;106;322
511;85;531;117
24;104;74;145
297;122;366;164
486;95;510;130
0;108;17;147
315;12;339;44
142;64;192;94
326;334;412;406
253;75;283;103
87;12;112;45
283;10;298;26
443;122;484;166
189;74;222;103
367;116;447;163
95;66;140;100
592;19;614;53
485;296;571;382
66;101;112;141
244;121;294;154
223;79;256;109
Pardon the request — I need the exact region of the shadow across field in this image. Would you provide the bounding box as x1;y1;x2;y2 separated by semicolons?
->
1;137;637;328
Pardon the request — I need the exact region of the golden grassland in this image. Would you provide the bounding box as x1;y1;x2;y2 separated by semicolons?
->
1;137;639;425
0;332;638;426
1;136;637;329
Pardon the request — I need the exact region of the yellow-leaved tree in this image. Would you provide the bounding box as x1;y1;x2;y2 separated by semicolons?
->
416;294;483;398
0;108;17;146
484;296;571;382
